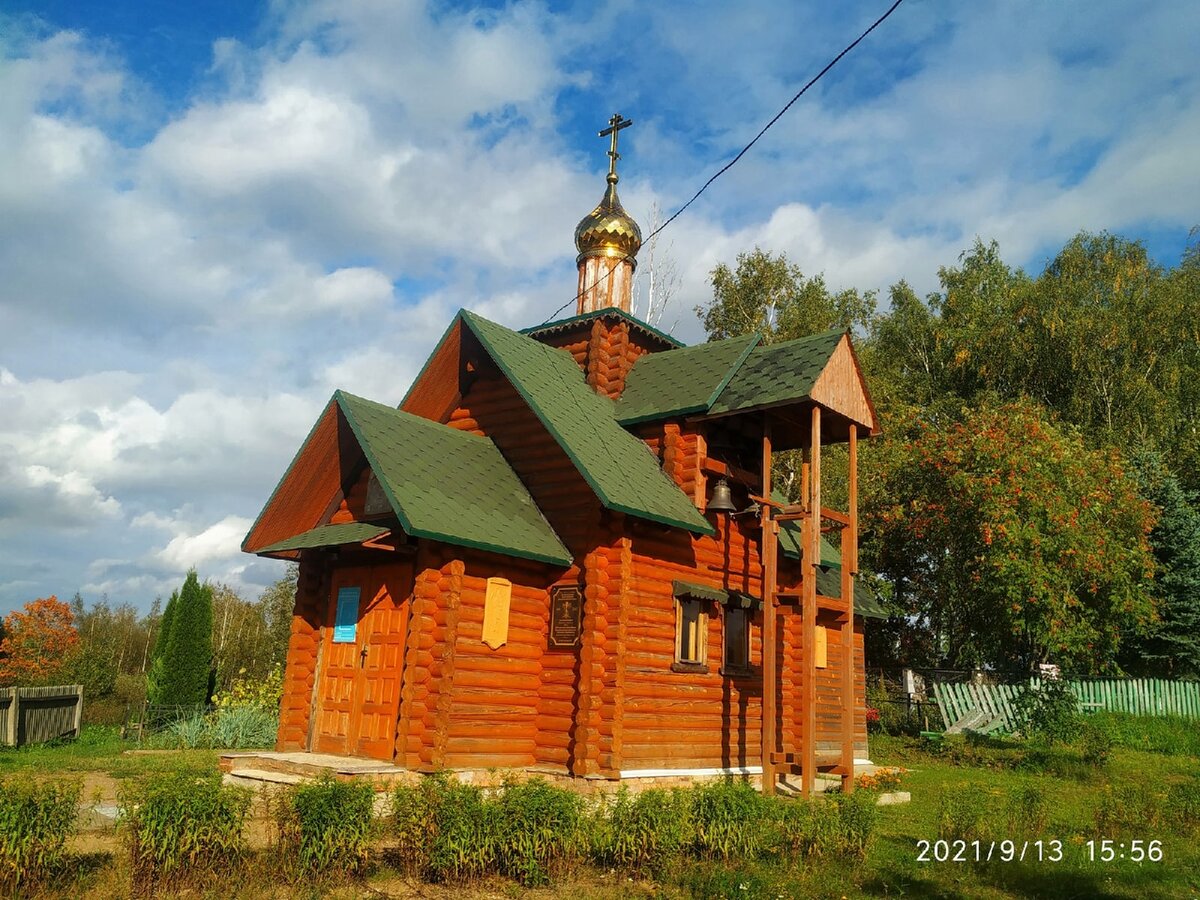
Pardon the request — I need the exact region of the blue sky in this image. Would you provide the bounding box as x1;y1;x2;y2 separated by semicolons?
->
1;0;1197;613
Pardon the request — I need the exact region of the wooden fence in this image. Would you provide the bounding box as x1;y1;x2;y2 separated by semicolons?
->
0;684;84;748
933;678;1200;734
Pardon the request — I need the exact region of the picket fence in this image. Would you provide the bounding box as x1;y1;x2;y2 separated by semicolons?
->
0;684;84;747
933;677;1200;734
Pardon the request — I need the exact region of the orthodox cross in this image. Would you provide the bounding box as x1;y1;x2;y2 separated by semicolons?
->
599;113;632;181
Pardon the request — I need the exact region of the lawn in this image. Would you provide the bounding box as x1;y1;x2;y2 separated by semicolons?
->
2;719;1198;899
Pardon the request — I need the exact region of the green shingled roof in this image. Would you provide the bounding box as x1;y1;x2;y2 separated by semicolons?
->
708;329;844;416
460;311;714;535
258;522;389;554
615;333;762;425
335;391;572;566
521;306;684;349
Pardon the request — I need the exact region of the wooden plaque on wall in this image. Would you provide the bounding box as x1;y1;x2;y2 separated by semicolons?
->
549;585;583;649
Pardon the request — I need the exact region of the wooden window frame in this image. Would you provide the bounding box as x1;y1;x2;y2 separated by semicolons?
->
720;605;753;677
672;595;709;674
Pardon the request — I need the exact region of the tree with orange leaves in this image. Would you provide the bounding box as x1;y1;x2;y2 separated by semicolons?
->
0;596;80;687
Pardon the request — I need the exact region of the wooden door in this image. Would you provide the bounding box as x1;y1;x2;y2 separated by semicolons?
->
354;565;411;759
313;564;410;759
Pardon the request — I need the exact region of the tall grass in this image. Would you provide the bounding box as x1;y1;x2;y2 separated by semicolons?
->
494;777;584;886
691;779;771;861
1093;712;1200;756
148;706;278;750
0;777;80;890
276;775;376;878
119;770;251;894
589;786;694;875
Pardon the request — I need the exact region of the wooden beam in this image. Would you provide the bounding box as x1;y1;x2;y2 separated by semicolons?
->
760;420;778;797
701;457;760;488
841;423;858;793
803;405;820;797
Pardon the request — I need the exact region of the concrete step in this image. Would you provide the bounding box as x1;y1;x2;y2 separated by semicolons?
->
222;768;307;789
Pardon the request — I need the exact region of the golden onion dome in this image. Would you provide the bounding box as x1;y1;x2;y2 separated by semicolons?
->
574;175;642;264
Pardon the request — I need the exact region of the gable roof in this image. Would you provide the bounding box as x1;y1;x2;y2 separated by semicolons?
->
459;310;714;535
614;333;762;425
707;329;844;417
244;391;572;566
258;522;389;554
522;306;684;350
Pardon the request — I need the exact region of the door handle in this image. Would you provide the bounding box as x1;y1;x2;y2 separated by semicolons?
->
359;646;368;668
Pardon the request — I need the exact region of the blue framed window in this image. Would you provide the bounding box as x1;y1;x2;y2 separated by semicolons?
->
333;587;360;643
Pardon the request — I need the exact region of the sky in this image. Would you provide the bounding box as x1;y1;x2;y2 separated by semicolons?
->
1;0;1197;615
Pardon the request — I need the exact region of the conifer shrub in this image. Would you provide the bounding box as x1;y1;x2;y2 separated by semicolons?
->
0;777;80;890
276;775;376;878
148;571;213;708
120;770;251;894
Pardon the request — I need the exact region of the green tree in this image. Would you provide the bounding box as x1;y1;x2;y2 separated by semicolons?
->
1120;452;1200;677
862;400;1157;673
697;247;875;343
148;571;213;707
258;565;298;671
145;589;177;704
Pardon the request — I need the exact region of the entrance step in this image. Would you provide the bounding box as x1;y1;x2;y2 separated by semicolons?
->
222;768;306;789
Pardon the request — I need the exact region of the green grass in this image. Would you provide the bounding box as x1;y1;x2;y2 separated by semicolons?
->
0;725;218;780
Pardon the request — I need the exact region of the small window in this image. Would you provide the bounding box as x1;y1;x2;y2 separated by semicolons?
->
723;607;750;672
333;587;360;643
675;597;707;668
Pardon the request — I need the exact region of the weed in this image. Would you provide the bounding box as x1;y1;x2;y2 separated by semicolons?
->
1094;783;1166;834
425;778;497;882
831;791;878;857
691;779;771;861
494;777;584;886
1077;719;1115;767
276;774;376;878
0;777;80;890
937;782;993;841
119;769;251;894
589;787;693;875
390;777;438;875
1165;778;1200;829
1004;781;1049;836
775;797;840;858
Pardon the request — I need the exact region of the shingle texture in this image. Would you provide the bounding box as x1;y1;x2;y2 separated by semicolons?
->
708;329;844;416
521;306;684;349
615;334;761;425
336;391;572;565
461;311;714;535
258;522;389;553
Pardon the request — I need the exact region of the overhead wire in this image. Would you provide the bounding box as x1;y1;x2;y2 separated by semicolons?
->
538;0;906;326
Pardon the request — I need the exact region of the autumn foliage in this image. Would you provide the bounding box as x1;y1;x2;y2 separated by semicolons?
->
0;597;80;687
864;401;1157;673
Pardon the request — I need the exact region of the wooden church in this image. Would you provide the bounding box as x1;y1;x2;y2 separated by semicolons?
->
242;116;883;795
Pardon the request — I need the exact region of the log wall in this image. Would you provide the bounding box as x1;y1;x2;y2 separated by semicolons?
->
277;552;329;751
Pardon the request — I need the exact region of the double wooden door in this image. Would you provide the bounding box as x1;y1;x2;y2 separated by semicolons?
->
314;563;411;760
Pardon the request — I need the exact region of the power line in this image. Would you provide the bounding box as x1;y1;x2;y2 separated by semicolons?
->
539;0;906;325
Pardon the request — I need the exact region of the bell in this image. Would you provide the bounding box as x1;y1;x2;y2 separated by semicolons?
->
707;478;737;513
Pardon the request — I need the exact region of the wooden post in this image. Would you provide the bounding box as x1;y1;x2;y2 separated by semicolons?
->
840;424;858;792
802;406;820;796
760;420;777;796
8;687;20;747
74;684;84;740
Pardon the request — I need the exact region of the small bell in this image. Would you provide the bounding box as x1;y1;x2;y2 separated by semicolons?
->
707;478;737;513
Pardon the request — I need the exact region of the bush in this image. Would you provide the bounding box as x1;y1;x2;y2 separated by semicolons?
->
276;774;376;878
0;778;80;890
212;664;284;712
775;797;840;858
120;770;251;893
691;779;772;861
1077;719;1115;767
589;787;693;875
1012;679;1081;744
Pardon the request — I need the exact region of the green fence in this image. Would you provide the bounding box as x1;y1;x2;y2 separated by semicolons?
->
932;677;1200;734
